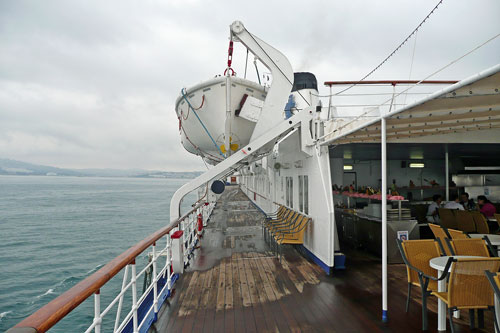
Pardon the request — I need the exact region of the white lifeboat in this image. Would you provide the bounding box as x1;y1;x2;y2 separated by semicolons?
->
175;76;267;165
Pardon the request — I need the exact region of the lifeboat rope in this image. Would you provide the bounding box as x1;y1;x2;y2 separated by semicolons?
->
179;118;223;163
180;88;225;157
181;95;205;120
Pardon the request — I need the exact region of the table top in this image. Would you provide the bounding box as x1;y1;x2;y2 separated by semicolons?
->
469;233;500;245
430;255;486;270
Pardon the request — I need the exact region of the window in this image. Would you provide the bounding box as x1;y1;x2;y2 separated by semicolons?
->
298;175;304;212
285;176;293;208
304;175;309;215
286;177;290;207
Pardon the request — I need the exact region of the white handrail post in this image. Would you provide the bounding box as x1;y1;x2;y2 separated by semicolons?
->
114;265;129;332
166;234;172;289
131;260;138;333
152;242;158;318
94;290;101;333
381;115;388;322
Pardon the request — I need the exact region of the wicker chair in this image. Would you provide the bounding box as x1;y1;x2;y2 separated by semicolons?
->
471;211;490;234
428;223;453;255
432;258;500;332
445;238;490;257
485;270;500;332
397;239;452;330
265;210;299;242
263;209;295;242
265;205;286;219
456;210;476;233
439;208;458;229
273;216;310;260
447;228;469;240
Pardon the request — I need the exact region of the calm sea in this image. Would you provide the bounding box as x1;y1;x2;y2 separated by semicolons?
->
0;175;196;331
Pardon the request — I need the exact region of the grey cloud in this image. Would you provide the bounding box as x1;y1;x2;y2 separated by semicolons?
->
0;0;499;170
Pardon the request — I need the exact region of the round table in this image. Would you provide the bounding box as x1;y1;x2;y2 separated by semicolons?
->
469;233;500;246
429;256;485;331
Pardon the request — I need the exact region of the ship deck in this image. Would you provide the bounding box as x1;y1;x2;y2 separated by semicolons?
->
151;186;494;332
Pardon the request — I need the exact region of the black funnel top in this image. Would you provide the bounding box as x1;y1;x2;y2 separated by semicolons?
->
292;72;318;92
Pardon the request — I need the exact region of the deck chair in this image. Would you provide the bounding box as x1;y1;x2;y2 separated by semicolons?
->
273;216;310;260
263;208;292;241
439;208;458;229
264;205;286;219
432;258;500;332
471;211;490;234
456;210;476;233
445;238;490;257
397;239;453;330
447;228;469;240
428;224;452;255
485;270;500;332
264;210;298;242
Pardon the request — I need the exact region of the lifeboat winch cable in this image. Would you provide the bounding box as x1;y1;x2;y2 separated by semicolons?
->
180;88;225;158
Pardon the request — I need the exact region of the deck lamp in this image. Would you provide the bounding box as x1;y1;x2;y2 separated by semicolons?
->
409;163;425;168
343;165;353;170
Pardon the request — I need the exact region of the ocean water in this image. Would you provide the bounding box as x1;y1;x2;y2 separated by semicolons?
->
0;175;196;331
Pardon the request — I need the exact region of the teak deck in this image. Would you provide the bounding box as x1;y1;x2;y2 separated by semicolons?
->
151;186;494;332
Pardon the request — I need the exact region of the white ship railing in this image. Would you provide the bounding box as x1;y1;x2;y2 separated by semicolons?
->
9;200;215;333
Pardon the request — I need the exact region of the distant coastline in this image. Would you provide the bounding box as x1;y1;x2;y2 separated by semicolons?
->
0;158;203;179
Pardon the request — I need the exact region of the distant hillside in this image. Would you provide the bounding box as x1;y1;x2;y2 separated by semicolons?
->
0;158;84;176
0;158;203;179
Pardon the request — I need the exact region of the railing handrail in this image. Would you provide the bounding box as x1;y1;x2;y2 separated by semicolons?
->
12;201;206;332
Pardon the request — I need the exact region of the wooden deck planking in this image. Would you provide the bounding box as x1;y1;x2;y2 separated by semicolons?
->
151;187;494;333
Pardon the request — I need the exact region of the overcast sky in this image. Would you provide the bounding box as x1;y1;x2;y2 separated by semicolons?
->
0;0;499;171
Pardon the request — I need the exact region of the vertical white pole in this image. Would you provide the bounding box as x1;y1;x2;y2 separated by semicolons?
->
225;74;232;157
131;260;138;333
114;265;129;332
445;149;449;201
152;243;158;317
381;115;388;322
94;290;101;333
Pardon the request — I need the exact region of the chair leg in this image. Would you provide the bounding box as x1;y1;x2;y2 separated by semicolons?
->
406;283;412;313
448;308;455;333
469;309;475;329
492;307;500;333
478;309;484;329
422;291;428;331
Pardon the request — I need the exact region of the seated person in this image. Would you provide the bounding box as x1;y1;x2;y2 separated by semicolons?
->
444;194;464;210
477;195;497;217
426;194;442;223
460;192;476;210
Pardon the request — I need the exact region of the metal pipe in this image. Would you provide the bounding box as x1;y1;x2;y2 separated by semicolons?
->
381;115;388;322
94;290;101;333
114;265;129;331
152;243;158;317
131;262;138;333
225;74;232;157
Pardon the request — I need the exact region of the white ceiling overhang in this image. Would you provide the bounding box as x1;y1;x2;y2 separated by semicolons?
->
322;64;500;145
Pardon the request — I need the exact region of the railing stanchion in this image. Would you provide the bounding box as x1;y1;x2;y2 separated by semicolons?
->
152;242;158;318
131;260;138;333
114;265;129;331
94;290;101;333
166;234;172;289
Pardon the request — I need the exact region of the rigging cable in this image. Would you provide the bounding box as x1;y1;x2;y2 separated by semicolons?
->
244;49;249;79
403;31;419;105
332;0;445;96
254;58;261;85
318;31;500;141
180;88;225;158
243;27;311;106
